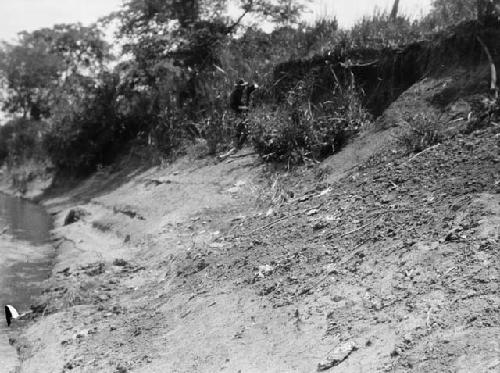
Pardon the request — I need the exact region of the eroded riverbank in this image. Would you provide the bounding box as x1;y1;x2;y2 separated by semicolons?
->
3;71;499;372
0;193;54;372
8;117;500;372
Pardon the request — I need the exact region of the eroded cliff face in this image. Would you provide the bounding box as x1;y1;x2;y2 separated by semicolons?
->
11;67;500;372
272;20;500;116
8;18;500;373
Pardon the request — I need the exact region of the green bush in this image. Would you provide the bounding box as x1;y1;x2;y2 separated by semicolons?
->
0;123;14;164
4;2;490;174
348;13;427;49
0;118;47;166
199;109;235;155
43;72;129;173
249;78;370;165
397;113;445;153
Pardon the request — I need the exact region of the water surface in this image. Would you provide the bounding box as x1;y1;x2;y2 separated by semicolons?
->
0;193;53;371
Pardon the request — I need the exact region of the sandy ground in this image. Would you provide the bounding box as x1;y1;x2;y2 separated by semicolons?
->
9;75;500;373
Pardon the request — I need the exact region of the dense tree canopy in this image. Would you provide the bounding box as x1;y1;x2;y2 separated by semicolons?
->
0;37;61;119
0;0;498;173
114;0;307;83
426;0;500;26
0;24;109;120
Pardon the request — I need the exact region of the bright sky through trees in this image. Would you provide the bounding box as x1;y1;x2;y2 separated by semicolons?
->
0;0;123;41
0;0;432;42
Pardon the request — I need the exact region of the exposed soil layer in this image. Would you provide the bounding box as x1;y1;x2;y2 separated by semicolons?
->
272;20;500;116
9;68;500;372
3;18;499;372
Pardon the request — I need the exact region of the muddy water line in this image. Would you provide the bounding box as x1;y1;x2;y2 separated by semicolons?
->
0;193;54;372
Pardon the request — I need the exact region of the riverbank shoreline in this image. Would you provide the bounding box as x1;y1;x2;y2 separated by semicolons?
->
5;73;500;371
0;192;55;373
0;161;54;203
10;148;274;371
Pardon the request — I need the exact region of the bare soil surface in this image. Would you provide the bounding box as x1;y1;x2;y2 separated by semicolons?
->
11;77;500;373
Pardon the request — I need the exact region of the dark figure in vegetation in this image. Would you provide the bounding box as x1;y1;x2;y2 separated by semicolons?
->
229;79;257;147
230;78;249;114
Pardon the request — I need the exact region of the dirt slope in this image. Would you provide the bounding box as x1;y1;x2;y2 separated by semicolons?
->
12;77;500;373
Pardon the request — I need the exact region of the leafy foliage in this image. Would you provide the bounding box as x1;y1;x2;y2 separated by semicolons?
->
249;76;370;165
348;12;426;49
0;24;109;120
0;118;48;166
423;0;500;29
1;0;498;177
111;0;308;147
0;41;61;119
429;0;478;25
43;72;127;173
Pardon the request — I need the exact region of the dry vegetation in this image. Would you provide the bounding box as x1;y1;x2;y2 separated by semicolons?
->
0;0;498;182
3;1;500;372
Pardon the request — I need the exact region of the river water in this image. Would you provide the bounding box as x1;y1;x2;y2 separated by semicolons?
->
0;193;53;372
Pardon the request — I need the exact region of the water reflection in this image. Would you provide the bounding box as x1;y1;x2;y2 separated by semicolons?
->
0;193;53;371
0;193;52;244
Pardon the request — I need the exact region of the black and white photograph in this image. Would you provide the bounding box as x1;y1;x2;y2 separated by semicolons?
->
0;0;499;372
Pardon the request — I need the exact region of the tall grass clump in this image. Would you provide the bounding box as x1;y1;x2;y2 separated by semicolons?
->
397;113;445;153
348;11;429;49
249;72;371;165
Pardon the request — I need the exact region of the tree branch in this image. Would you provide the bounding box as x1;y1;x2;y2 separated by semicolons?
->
390;0;400;20
227;0;253;33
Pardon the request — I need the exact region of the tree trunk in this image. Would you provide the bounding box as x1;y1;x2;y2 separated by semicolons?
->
173;0;199;27
477;0;484;19
390;0;400;20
